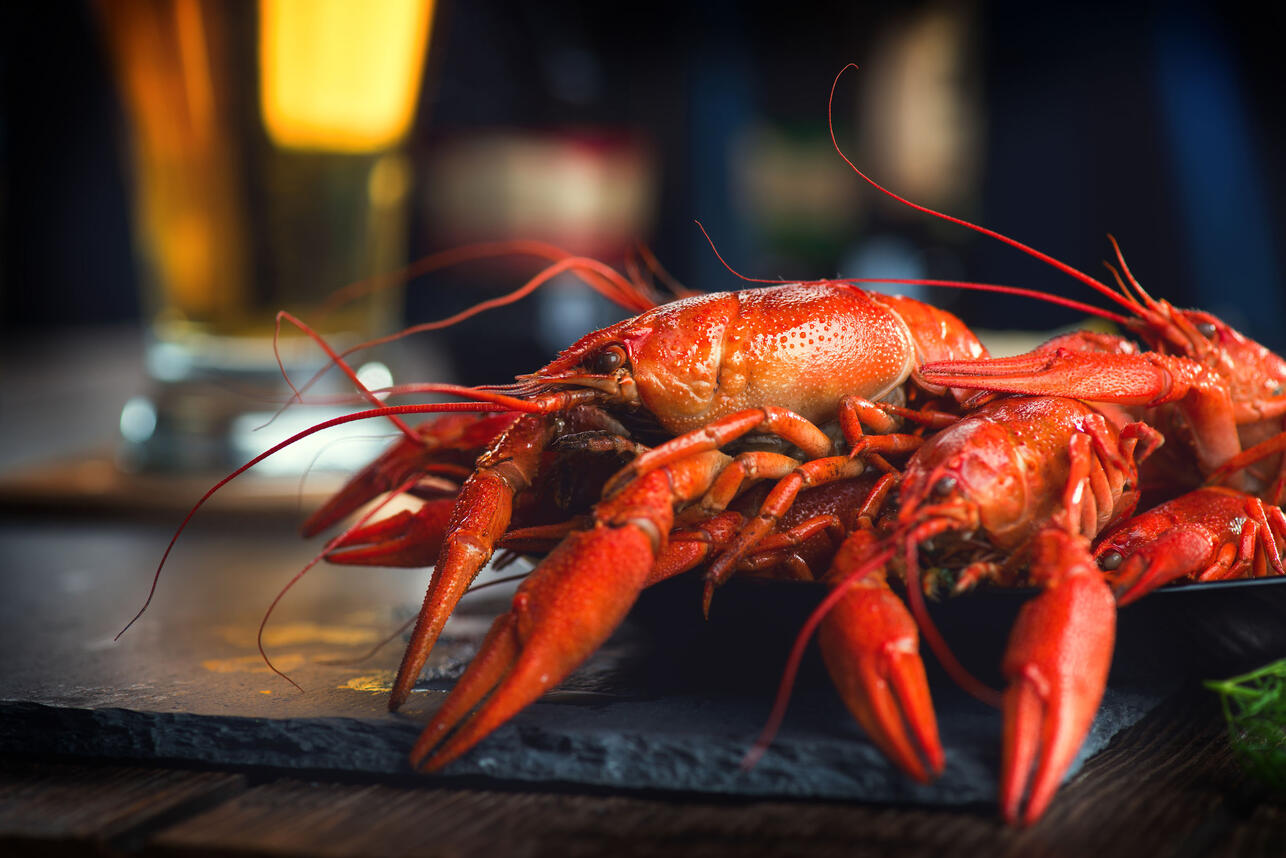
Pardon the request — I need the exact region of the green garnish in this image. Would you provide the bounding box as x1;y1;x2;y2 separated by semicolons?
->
1205;658;1286;791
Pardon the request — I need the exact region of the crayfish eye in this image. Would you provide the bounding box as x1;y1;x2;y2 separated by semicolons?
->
1195;321;1217;339
932;475;957;497
1098;550;1124;571
589;345;627;375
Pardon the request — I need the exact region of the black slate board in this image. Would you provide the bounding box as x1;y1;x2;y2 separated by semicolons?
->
7;519;1275;806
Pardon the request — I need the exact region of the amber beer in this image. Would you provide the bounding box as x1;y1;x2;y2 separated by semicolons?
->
98;0;433;467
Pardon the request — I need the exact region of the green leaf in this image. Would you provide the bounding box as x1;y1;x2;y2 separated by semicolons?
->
1205;658;1286;791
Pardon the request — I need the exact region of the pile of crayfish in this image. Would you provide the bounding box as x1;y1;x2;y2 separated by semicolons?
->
133;79;1286;828
288;252;1286;825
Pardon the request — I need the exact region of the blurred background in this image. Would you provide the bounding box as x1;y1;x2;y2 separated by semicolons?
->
1;0;1284;473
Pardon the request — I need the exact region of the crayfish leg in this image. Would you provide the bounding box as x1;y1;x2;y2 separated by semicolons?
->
703;455;867;613
389;414;556;710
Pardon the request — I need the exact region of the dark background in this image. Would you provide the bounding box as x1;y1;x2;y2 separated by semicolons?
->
2;0;1283;358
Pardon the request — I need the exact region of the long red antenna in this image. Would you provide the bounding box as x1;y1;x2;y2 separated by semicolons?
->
270;255;652;428
827;64;1139;317
273;310;419;442
116;397;531;641
257;474;422;690
317;239;659;319
900;534;1002;708
697;210;1127;325
695;220;793;286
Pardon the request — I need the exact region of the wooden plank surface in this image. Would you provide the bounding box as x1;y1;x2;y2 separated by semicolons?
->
0;760;244;855
151;781;995;858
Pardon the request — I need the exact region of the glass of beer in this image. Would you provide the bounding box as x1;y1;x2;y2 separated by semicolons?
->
99;0;434;472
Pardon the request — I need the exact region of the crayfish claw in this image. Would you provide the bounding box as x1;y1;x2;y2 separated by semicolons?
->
1109;549;1192;605
999;529;1114;825
410;609;521;770
818;574;943;783
1096;487;1286;605
412;514;660;770
303;413;515;538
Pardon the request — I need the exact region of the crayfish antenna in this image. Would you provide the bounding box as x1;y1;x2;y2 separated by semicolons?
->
826;64;1142;319
1105;234;1157;310
267;310;419;440
120;401;518;641
697;171;1130;327
633;240;699;299
694;221;794;287
315;239;655;318
273;252;658;424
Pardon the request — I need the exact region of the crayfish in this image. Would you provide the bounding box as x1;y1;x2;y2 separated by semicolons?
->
132;70;1286;827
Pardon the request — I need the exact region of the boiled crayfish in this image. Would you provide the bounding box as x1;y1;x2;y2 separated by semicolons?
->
136;69;1286;827
290;270;1174;826
304;208;1286;826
